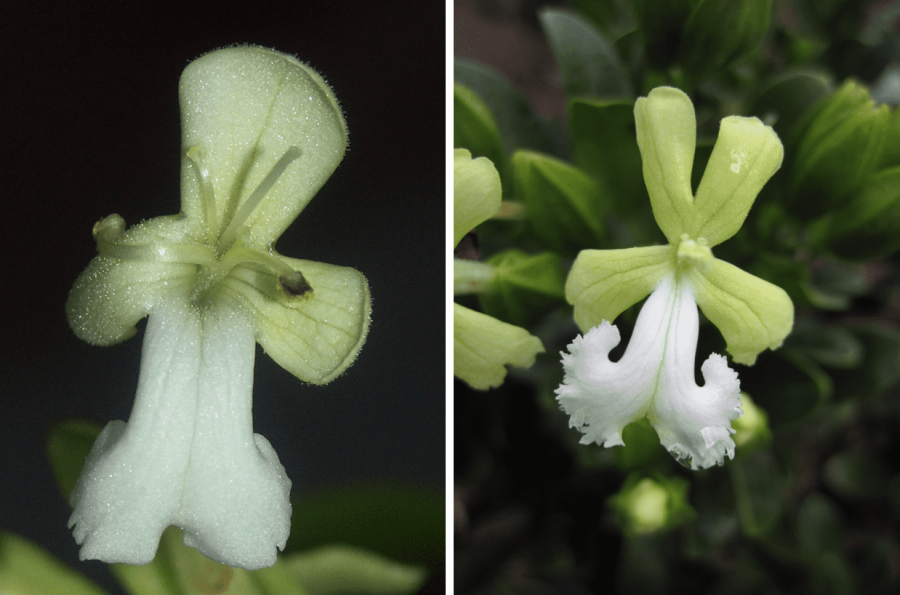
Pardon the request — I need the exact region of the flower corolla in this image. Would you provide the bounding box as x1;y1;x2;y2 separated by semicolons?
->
66;46;370;569
557;87;792;469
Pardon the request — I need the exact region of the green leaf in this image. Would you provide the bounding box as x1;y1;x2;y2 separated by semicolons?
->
111;526;311;595
478;250;566;327
0;532;108;595
784;318;863;369
568;98;650;222
789;81;891;219
823;451;891;502
454;58;558;159
827;165;900;260
751;70;832;140
876;106;900;169
511;150;607;254
682;0;773;79
538;8;632;100
830;324;900;400
612;419;669;472
631;0;693;71
801;259;872;311
728;448;786;537
569;0;636;41
288;484;444;567
453;83;507;178
285;545;426;595
796;492;845;560
739;349;830;428
47;419;102;500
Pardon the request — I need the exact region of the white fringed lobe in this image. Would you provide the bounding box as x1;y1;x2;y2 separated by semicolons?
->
556;275;742;469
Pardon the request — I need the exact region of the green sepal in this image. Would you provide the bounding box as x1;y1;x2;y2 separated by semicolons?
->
566;245;672;332
789;80;890;218
477;249;566;327
454;303;544;390
453;82;507;177
511;150;607;254
634;87;698;244
687;257;794;365
693;115;783;246
826;165;900;260
454;148;501;248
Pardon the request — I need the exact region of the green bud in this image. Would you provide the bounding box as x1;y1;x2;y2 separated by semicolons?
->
732;393;770;454
789;81;891;219
609;474;695;535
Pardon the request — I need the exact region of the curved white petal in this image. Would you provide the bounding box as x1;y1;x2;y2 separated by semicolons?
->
556;275;742;469
68;297;291;570
647;279;742;469
556;275;675;447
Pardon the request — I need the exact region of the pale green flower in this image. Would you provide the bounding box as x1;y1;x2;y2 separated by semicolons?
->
454;149;544;390
557;87;792;469
66;46;370;569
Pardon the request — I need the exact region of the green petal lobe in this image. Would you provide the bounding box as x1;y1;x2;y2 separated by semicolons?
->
566;245;673;331
693;116;784;246
688;258;794;365
634;87;698;243
221;257;370;385
454;303;544;390
66;216;198;345
454;148;502;247
179;46;347;249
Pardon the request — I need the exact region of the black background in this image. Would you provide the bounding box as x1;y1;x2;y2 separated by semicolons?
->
1;0;445;591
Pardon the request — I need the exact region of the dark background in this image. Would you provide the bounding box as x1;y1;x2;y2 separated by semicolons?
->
0;0;445;591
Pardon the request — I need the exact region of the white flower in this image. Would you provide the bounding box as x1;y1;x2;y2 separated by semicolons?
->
556;274;742;469
66;47;370;569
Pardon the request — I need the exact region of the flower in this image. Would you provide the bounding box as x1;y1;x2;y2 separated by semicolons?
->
453;149;544;390
66;46;371;569
557;87;792;469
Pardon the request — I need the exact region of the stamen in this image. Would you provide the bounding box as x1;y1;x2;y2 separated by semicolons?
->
186;144;219;243
216;146;302;253
277;271;312;298
218;246;295;278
